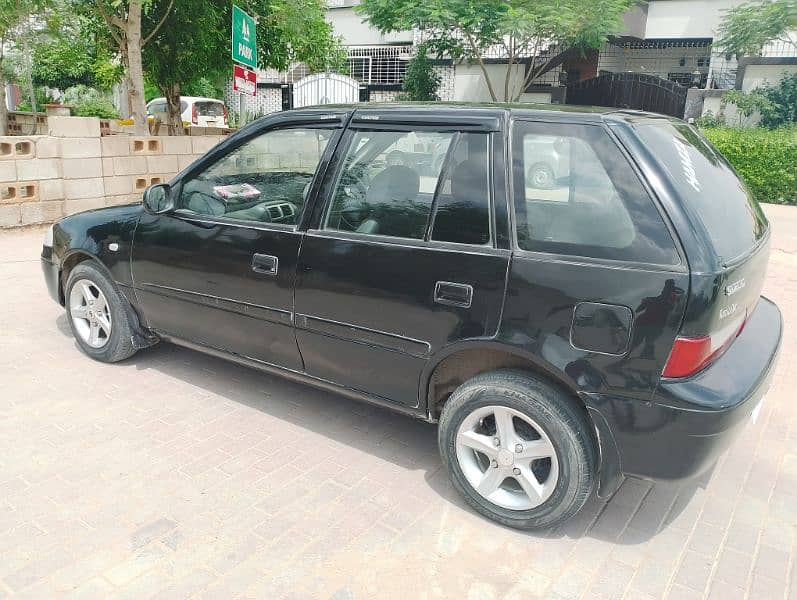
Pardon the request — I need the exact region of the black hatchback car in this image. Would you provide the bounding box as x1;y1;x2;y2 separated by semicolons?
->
42;105;781;529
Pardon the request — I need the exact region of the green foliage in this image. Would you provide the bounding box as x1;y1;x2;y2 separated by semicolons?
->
715;0;797;57
694;110;724;128
357;0;633;101
62;85;120;118
759;72;797;127
701;126;797;205
722;89;773;126
32;37;95;89
16;87;56;112
400;44;441;101
182;77;224;99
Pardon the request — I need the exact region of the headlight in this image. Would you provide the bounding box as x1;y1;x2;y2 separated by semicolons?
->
43;224;54;247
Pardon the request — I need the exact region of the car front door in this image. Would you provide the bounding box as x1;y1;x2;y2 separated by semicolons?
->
132;114;344;370
293;111;510;407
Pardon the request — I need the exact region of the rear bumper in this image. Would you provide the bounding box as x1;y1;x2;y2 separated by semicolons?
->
589;296;782;481
41;250;60;305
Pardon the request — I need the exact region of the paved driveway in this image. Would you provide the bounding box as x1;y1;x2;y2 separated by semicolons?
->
1;205;796;599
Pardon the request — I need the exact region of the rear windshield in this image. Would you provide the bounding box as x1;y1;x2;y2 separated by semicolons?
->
196;101;224;117
633;120;767;263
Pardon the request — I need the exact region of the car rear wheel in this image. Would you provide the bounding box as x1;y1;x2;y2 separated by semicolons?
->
65;262;138;363
438;370;597;530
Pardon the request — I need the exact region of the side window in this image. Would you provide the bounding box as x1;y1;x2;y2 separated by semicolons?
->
323;129;491;245
178;127;333;225
512;121;678;265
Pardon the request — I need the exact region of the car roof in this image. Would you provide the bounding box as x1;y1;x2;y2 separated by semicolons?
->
290;102;680;124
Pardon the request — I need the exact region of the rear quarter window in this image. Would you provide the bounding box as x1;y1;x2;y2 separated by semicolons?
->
632;120;767;264
512;121;679;265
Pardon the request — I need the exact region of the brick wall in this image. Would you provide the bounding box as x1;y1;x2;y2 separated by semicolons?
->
0;116;225;229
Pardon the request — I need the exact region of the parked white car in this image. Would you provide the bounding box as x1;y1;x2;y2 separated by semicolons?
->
146;96;228;128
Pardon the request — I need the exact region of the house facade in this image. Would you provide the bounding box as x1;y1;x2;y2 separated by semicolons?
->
226;0;797;118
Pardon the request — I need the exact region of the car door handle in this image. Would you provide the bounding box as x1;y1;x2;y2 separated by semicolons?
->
434;281;473;308
251;253;278;275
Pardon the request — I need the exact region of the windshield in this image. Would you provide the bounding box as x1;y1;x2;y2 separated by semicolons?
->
633;120;767;264
196;101;225;117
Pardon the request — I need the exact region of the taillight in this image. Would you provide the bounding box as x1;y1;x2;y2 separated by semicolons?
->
663;314;747;378
191;103;198;125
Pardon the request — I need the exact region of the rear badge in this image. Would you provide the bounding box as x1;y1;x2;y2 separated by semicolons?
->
725;278;746;296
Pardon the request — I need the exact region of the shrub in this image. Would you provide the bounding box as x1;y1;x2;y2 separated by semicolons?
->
62;86;120;119
760;72;797;127
701;126;797;205
399;43;441;102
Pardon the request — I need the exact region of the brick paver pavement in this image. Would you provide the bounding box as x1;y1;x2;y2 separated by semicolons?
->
1;204;795;599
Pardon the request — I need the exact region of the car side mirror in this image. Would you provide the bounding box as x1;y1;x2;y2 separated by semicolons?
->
143;183;174;214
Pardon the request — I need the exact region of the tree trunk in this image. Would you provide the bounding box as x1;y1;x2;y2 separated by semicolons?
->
21;23;37;134
126;0;148;136
164;83;183;135
0;76;7;136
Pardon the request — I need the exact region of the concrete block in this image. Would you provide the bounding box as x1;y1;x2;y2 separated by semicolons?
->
146;154;178;174
161;136;193;155
0;137;34;160
178;155;197;171
191;136;220;155
62;158;103;179
104;175;132;196
1;182;38;202
0;203;21;227
60;137;102;159
131;137;162;155
16;158;60;181
102;157;114;177
64;178;104;200
35;136;61;158
101;135;131;157
0;161;16;182
113;156;147;176
133;176;167;191
65;197;105;215
106;194;138;207
48;116;101;138
39;179;64;201
21;201;64;225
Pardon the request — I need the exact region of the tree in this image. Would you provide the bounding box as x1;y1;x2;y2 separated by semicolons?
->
400;43;441;101
715;0;797;57
79;0;175;134
31;3;121;92
143;0;344;134
0;0;53;133
760;72;797;126
722;89;773;126
357;0;633;102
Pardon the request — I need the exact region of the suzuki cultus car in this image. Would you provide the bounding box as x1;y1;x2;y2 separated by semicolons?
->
42;105;781;529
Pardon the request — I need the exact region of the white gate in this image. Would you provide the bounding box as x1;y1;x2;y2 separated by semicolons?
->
293;73;360;108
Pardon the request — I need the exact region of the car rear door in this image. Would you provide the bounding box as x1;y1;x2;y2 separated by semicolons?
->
293;109;511;407
131;112;345;370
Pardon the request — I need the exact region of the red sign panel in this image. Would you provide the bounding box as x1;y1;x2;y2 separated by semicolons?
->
233;64;257;97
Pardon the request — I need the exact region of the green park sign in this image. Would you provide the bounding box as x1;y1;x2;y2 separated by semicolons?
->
232;5;257;69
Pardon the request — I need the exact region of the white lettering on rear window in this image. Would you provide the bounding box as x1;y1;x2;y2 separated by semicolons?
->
673;137;701;192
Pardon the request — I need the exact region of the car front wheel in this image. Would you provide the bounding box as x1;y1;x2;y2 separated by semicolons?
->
438;370;597;530
65;262;138;363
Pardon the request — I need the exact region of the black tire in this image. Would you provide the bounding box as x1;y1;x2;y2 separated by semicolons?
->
438;369;597;530
527;162;556;189
65;262;138;363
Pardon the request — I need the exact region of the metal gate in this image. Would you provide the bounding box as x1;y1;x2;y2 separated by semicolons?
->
292;73;361;108
566;73;688;118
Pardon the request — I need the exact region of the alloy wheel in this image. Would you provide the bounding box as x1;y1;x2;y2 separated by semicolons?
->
455;405;559;510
